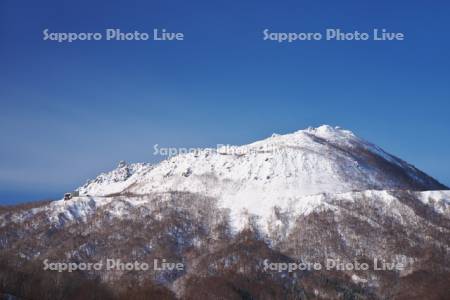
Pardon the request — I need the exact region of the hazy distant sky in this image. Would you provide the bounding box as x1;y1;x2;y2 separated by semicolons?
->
1;0;449;203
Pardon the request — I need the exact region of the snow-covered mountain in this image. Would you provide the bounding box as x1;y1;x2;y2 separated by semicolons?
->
80;125;445;196
1;125;449;299
76;125;447;230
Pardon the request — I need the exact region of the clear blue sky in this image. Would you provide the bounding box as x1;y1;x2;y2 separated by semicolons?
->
1;0;449;204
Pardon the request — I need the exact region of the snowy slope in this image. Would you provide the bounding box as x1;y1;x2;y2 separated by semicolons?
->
69;125;448;230
2;126;449;299
77;161;151;196
78;125;446;198
4;189;448;236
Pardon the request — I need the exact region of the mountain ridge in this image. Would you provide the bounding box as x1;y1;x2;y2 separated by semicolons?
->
70;125;449;231
78;125;447;197
1;125;449;299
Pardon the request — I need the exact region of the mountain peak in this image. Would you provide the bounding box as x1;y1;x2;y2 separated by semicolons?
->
306;124;341;133
299;124;357;141
77;126;447;205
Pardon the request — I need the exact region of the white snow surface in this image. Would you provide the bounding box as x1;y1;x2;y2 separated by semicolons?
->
51;125;448;232
17;189;448;234
78;125;439;199
77;161;151;196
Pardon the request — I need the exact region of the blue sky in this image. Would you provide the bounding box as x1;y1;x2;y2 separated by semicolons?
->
1;0;449;204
